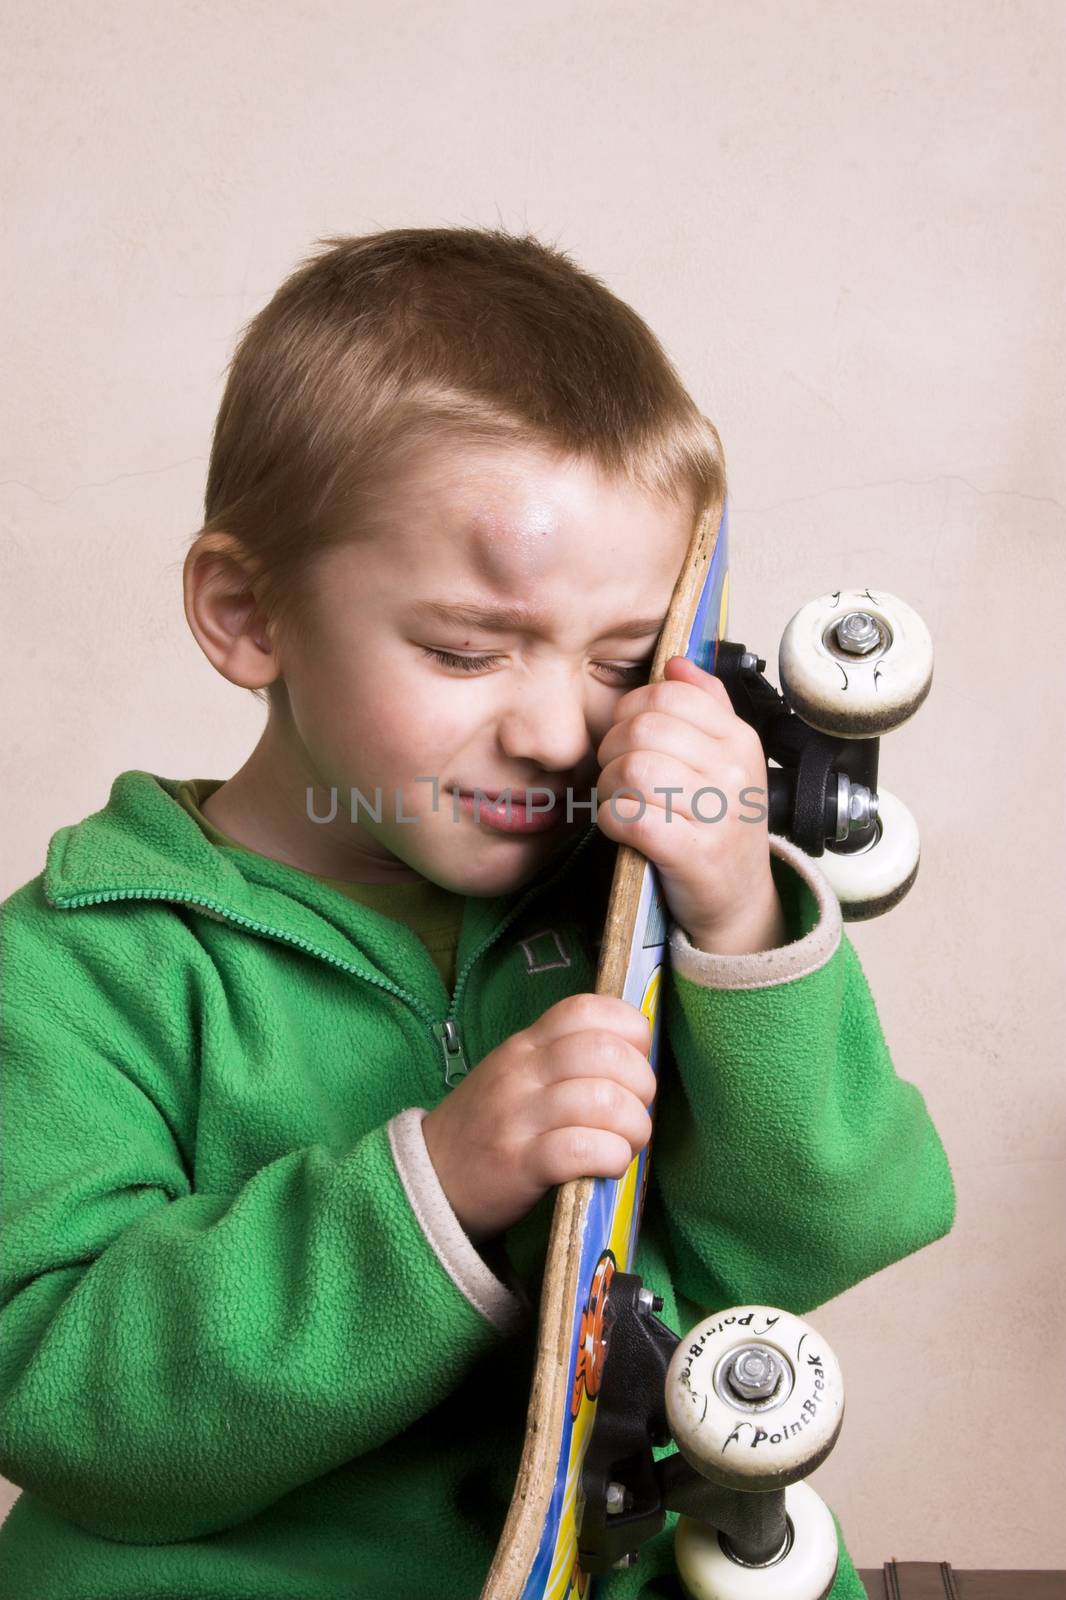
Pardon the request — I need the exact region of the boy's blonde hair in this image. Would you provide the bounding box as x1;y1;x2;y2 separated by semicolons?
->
195;227;726;669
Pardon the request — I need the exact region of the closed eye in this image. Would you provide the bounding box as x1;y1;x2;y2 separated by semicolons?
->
419;647;651;683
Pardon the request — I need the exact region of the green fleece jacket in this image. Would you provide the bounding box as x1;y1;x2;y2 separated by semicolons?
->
0;771;954;1599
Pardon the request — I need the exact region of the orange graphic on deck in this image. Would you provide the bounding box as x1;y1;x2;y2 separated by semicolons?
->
566;1554;589;1596
570;1251;615;1418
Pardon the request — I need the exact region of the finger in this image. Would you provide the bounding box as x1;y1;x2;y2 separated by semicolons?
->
531;1125;642;1188
597;697;738;771
598;750;746;829
597;709;731;773
530;1077;655;1147
663;655;738;699
536;993;652;1055
538;1029;657;1106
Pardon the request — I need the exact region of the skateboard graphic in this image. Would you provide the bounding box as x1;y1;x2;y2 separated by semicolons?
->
483;494;934;1600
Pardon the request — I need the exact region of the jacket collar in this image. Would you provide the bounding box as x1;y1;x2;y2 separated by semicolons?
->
43;770;609;984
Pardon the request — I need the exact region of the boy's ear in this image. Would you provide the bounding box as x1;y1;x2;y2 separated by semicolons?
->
183;532;280;690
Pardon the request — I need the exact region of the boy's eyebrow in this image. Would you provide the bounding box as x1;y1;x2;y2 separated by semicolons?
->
410;599;666;640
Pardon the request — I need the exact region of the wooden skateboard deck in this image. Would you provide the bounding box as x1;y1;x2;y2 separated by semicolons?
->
483;491;730;1600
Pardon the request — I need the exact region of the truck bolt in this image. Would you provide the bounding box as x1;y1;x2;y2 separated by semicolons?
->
835;775;880;841
637;1288;664;1317
724;1345;783;1402
835;611;881;655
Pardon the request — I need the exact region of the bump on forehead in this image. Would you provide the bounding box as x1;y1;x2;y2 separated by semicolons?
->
462;497;565;589
393;435;695;593
418;443;580;586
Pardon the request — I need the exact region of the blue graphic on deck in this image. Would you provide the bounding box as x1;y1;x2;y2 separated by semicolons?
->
642;886;667;950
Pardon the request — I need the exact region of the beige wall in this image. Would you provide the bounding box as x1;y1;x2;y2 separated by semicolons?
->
3;0;1063;1574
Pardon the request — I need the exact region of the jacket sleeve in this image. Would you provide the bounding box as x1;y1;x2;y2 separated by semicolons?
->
0;884;527;1546
653;835;956;1315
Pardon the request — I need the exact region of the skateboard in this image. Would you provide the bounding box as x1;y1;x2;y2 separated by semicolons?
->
482;496;934;1600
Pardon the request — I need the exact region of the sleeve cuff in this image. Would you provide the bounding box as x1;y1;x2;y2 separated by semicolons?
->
668;834;843;991
387;1108;531;1335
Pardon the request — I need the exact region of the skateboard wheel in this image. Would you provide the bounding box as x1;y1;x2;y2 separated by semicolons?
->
779;589;933;739
665;1307;843;1491
675;1481;838;1600
819;787;920;920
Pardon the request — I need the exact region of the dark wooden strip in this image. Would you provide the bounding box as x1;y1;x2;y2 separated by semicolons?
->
858;1566;1066;1600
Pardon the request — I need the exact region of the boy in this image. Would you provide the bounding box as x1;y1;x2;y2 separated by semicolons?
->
0;228;954;1599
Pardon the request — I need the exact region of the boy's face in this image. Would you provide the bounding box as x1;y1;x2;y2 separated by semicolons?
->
277;439;694;896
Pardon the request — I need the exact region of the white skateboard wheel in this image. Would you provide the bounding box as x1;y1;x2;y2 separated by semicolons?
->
819;787;920;920
676;1481;838;1600
665;1307;843;1491
779;589;933;739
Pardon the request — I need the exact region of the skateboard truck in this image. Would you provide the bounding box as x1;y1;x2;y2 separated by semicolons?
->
714;640;882;857
579;1273;842;1595
714;591;934;920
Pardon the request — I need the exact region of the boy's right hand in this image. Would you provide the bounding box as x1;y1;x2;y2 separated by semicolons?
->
421;994;656;1245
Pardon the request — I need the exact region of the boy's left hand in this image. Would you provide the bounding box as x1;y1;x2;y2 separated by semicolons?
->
595;656;786;955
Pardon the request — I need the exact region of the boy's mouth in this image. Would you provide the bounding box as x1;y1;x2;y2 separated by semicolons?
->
452;787;567;835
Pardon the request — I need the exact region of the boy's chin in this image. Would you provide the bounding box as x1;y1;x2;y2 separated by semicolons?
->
410;822;581;898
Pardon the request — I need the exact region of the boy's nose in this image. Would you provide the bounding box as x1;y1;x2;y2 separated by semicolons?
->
496;679;592;773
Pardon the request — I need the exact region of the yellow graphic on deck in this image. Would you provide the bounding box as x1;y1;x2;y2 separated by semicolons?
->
640;968;661;1034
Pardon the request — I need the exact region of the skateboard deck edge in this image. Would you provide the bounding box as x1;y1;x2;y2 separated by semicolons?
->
482;493;726;1599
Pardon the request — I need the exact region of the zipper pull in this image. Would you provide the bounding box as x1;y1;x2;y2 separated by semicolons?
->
432;1019;469;1087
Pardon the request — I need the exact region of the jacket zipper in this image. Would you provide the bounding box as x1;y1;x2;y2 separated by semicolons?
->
56;825;602;1091
432;1020;468;1087
421;822;602;1084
